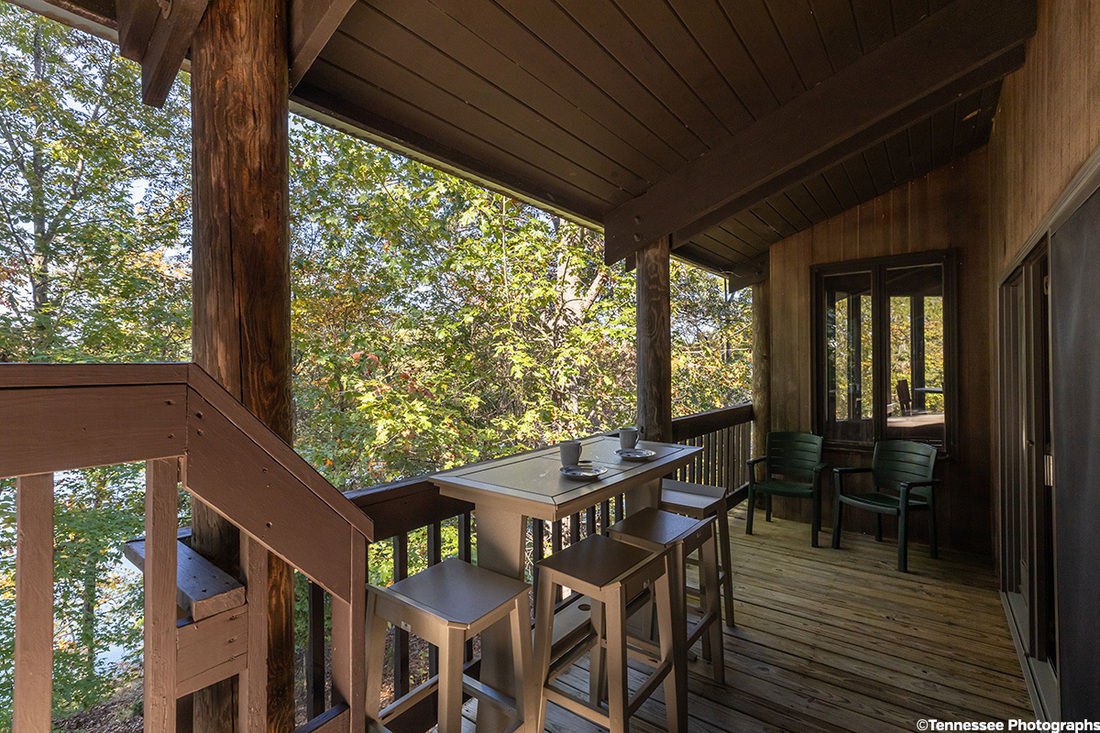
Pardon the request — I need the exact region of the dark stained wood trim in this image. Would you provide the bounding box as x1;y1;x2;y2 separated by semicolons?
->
7;0;117;40
289;0;355;89
603;0;1036;263
139;0;209;107
670;403;754;442
115;0;159;61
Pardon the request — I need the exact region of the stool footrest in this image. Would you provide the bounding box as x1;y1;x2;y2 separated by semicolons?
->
544;685;612;728
547;626;599;684
626;657;673;718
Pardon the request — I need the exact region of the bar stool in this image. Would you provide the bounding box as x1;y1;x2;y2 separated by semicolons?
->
532;534;682;733
607;507;725;694
365;558;533;733
660;478;736;627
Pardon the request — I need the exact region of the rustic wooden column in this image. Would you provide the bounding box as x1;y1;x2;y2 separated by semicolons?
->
751;280;770;465
636;236;672;442
190;0;294;730
632;236;672;515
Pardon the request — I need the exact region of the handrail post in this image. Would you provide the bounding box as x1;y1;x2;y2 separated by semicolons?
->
14;473;54;733
144;459;179;733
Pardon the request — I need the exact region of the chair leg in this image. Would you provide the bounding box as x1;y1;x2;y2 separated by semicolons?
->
745;487;756;535
765;494;773;522
831;496;843;549
653;571;686;733
605;588;631;733
508;598;535;733
929;501;939;560
588;600;605;707
715;502;735;628
532;571;556;733
811;489;821;548
875;514;883;542
438;626;466;733
700;533;725;685
364;592;388;719
898;508;909;573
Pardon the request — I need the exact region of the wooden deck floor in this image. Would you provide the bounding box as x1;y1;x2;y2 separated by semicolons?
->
478;507;1033;732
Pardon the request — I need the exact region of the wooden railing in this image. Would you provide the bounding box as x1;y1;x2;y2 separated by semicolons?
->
0;364;375;733
670;402;755;500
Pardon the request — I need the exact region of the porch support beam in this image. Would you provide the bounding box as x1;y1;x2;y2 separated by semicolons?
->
636;236;672;443
602;0;1036;264
751;280;770;468
289;0;355;89
190;0;294;729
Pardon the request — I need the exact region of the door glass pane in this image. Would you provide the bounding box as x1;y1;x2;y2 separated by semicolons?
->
886;264;945;445
823;271;873;443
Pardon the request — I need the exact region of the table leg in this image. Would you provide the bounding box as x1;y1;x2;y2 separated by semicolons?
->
625;477;661;515
473;505;528;733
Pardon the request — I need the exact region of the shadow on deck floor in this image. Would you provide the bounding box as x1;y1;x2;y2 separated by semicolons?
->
466;508;1033;732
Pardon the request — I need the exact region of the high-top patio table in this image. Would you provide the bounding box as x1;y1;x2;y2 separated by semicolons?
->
431;435;700;732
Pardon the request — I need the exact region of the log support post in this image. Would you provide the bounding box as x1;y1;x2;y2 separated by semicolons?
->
634;236;672;513
752;279;770;476
190;0;293;729
636;236;672;443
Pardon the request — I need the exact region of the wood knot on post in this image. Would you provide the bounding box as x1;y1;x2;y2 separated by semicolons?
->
155;0;172;18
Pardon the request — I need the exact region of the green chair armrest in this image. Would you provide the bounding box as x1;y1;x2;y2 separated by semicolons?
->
811;462;828;473
746;456;767;466
833;466;872;475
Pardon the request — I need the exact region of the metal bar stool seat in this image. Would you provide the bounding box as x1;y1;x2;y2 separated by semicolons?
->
365;557;533;733
532;534;682;733
606;507;725;699
659;478;736;627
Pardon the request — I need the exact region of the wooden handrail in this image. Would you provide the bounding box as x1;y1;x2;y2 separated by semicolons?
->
0;362;372;598
671;402;754;442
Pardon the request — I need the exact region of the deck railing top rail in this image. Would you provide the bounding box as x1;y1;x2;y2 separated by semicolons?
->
0;361;372;597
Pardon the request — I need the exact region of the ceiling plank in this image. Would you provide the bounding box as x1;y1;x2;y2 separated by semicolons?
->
602;0;1035;264
289;0;355;89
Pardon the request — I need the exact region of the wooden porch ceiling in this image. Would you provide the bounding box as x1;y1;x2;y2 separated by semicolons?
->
14;0;1035;276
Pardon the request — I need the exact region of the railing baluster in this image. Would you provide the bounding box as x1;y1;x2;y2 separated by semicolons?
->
14;473;54;733
551;520;563;602
458;512;474;661
393;533;410;698
570;512;581;545
600;499;611;533
307;580;326;718
615;494;625;522
144;460;178;733
585;506;596;537
427;521;442;677
531;518;545;606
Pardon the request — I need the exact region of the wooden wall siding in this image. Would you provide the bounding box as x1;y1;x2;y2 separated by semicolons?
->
767;150;994;554
986;0;1100;274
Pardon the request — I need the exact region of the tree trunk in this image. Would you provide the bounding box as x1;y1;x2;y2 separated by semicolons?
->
190;0;293;729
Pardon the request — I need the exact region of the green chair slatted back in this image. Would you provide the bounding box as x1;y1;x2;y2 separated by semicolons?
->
765;432;824;482
871;440;937;498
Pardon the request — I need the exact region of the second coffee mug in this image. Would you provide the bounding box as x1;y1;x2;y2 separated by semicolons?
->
620;427;639;450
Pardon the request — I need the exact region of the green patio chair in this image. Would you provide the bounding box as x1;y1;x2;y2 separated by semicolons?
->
745;432;827;546
831;440;939;572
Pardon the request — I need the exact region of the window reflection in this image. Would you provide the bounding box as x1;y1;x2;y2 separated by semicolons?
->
886;264;945;444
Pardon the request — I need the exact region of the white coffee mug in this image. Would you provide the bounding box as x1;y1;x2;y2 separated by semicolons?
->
620;426;639;450
560;439;582;467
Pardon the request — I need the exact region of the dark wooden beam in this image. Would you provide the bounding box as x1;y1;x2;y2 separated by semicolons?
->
116;0;158;61
751;279;770;465
602;0;1036;264
190;0;293;728
139;0;209;107
289;0;355;89
636;236;672;443
727;252;769;292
